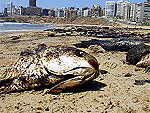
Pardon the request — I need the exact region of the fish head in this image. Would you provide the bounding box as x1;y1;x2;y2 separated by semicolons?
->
41;46;99;93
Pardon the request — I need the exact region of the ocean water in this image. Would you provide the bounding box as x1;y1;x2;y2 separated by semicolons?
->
0;21;57;33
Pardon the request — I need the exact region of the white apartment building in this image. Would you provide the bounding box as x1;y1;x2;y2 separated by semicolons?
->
105;1;116;17
105;0;150;23
83;9;89;17
136;1;150;22
121;1;131;20
13;6;26;15
54;9;64;17
7;2;13;14
130;3;137;21
142;1;150;22
136;3;142;22
116;0;124;17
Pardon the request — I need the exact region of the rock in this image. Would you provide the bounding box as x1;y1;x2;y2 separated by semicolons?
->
11;36;20;40
134;80;150;85
65;33;71;36
124;73;132;77
53;28;64;33
45;107;49;111
88;45;106;54
96;34;121;38
134;68;141;71
0;50;3;54
100;70;108;74
48;33;55;37
36;107;44;110
73;39;100;48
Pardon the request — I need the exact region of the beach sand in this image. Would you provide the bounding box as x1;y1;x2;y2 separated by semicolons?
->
0;27;149;113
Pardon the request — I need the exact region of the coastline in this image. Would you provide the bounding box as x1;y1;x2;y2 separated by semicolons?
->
0;21;58;33
0;19;150;112
1;16;150;33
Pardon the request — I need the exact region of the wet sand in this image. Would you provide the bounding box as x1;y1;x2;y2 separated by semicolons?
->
0;27;150;113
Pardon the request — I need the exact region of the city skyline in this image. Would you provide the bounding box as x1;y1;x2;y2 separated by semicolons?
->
0;0;146;12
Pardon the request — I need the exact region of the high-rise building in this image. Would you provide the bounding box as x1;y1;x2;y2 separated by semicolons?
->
14;6;26;15
116;0;124;17
83;9;89;17
130;3;137;21
90;4;102;17
26;0;41;15
7;2;13;14
136;1;150;22
11;5;15;15
42;9;49;16
81;7;89;16
122;1;131;20
48;9;55;17
105;1;116;17
4;8;8;16
136;3;142;22
29;0;36;7
55;9;64;17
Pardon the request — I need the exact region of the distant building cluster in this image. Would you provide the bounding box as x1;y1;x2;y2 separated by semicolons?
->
3;0;42;16
1;0;103;18
0;0;150;24
105;0;150;23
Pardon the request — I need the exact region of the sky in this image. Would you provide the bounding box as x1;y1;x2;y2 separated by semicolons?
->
0;0;146;12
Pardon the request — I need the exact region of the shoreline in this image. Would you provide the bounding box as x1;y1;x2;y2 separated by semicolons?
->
1;22;150;34
0;21;58;33
1;15;150;30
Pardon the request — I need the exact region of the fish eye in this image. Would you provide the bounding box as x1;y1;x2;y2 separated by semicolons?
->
75;50;84;57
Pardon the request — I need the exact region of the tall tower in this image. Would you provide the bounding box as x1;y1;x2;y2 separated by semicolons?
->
7;2;13;14
29;0;36;7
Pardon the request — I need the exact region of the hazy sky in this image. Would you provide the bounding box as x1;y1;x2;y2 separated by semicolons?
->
0;0;146;12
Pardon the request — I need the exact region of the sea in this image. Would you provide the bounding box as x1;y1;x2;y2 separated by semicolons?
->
0;21;57;33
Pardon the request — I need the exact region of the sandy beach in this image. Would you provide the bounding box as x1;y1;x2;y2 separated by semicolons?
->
0;25;150;113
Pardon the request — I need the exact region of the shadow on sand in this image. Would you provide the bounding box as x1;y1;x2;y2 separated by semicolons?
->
62;80;107;94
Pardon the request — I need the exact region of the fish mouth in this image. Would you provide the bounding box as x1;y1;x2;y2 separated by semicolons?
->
45;66;99;93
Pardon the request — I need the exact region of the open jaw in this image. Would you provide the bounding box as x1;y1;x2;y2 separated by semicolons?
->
46;67;99;93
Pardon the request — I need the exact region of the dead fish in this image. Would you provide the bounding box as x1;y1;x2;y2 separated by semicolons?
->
126;44;150;65
0;43;99;94
136;54;150;72
74;38;143;51
136;54;150;68
126;44;150;72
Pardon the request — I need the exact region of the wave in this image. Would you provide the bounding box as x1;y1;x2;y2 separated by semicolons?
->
0;22;57;33
0;21;28;24
0;29;34;33
0;22;50;27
